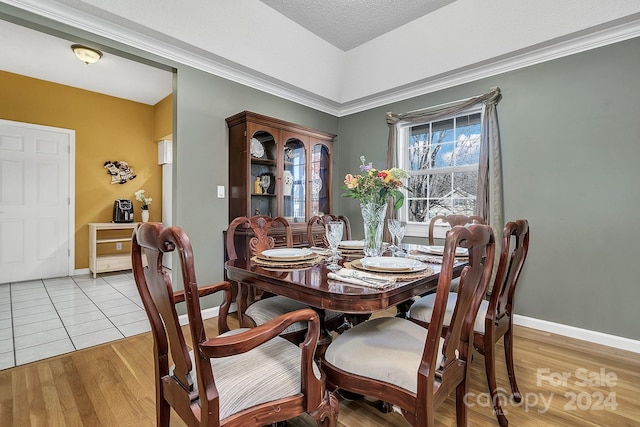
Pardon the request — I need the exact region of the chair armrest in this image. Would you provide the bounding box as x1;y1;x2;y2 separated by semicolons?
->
199;308;319;358
172;282;227;304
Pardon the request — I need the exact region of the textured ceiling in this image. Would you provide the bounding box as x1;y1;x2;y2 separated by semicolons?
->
259;0;457;51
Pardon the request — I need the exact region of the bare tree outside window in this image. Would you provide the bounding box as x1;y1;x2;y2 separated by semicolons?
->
405;112;481;223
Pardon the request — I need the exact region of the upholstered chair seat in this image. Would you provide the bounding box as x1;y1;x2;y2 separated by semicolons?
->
410;294;489;334
324;317;443;394
245;296;344;334
175;328;320;420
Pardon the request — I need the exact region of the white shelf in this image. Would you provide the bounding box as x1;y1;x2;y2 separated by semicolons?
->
88;222;139;278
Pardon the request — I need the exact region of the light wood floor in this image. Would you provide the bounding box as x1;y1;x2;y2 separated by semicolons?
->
1;309;638;426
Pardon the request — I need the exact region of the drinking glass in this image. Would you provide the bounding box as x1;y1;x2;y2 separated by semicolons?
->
260;175;271;195
393;220;407;256
387;219;399;255
325;221;344;271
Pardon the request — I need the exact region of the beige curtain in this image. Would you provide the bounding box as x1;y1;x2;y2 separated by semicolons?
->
385;87;503;247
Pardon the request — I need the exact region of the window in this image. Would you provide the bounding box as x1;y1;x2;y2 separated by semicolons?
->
397;108;482;236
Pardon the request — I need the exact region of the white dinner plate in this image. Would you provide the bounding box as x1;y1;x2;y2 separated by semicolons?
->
359;256;428;272
250;137;264;158
258;248;314;261
338;240;365;249
416;245;467;257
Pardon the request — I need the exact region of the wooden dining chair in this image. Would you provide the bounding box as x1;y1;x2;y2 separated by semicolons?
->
428;214;485;245
409;219;530;426
307;214;351;247
226;215;347;344
322;224;495;427
131;222;338;427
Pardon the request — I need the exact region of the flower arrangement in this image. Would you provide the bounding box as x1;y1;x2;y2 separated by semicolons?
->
342;156;408;209
134;189;152;210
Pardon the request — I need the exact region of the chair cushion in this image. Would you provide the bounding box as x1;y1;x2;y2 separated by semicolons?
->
245;296;343;334
175;328;321;421
324;317;443;394
409;293;489;333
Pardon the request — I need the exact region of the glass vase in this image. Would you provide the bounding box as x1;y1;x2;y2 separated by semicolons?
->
360;201;387;257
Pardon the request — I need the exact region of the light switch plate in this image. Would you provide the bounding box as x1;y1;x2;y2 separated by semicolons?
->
217;185;225;198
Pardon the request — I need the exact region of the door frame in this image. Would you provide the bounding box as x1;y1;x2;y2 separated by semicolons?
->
0;119;75;280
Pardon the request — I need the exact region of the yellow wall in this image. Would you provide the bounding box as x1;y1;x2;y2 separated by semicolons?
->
153;94;173;139
0;70;171;270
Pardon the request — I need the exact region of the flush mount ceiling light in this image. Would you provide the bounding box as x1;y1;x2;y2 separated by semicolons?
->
71;44;103;64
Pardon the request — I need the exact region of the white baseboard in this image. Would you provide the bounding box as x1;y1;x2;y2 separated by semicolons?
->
74;268;90;276
513;314;640;354
178;303;236;326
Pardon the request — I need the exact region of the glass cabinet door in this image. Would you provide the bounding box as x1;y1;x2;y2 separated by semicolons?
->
283;138;306;223
250;130;277;217
311;143;330;216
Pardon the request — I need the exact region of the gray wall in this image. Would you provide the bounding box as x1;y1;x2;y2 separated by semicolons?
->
335;37;640;340
173;67;338;297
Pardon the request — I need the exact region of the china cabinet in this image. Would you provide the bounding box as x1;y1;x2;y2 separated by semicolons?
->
225;111;335;251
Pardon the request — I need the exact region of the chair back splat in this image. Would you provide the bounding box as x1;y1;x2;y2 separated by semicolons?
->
133;222;338;427
428;214;484;245
307;214;351;247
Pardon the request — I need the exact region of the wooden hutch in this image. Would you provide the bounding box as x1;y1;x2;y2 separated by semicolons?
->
225;111;335;257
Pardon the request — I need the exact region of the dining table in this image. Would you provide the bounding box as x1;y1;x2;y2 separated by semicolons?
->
224;244;467;355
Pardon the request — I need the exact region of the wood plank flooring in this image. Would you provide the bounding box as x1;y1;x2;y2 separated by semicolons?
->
1;309;638;426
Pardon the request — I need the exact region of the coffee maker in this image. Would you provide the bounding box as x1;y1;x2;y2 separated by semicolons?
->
113;199;134;223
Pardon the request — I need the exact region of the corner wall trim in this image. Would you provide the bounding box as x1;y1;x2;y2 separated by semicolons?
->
513;314;640;354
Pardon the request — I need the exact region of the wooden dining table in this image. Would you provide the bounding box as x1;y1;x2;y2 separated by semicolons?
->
225;249;466;354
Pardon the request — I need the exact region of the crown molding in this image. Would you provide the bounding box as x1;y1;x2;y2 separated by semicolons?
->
5;0;640;117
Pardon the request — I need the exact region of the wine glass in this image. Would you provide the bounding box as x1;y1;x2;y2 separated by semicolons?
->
260;174;271;195
387;219;399;255
325;221;344;271
393;220;407;256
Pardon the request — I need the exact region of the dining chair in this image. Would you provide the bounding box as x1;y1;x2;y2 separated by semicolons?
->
322;224;495;427
226;215;347;344
428;214;485;245
131;222;338;427
132;223;339;427
409;219;530;427
307;214;351;247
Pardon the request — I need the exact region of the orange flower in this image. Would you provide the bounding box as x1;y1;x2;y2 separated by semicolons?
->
344;174;359;189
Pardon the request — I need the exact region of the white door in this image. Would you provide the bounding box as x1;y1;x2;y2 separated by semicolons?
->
0;120;74;284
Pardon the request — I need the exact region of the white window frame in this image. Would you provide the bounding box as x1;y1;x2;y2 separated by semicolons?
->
397;106;483;238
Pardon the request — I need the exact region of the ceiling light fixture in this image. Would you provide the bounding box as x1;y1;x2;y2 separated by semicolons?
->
71;44;103;64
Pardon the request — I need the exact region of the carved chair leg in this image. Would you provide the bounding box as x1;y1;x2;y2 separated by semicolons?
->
157;382;170;427
455;378;468;427
503;325;522;402
310;391;339;427
484;342;509;427
376;400;394;413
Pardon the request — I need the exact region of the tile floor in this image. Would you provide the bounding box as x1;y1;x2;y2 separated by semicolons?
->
0;271;151;370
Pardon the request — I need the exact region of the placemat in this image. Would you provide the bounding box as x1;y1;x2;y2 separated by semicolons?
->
344;260;434;280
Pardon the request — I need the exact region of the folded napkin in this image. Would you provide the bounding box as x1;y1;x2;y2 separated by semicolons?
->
407;253;443;264
327;268;396;289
